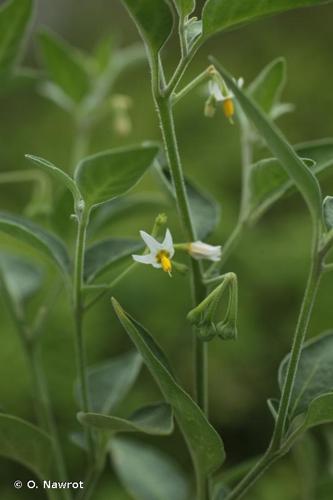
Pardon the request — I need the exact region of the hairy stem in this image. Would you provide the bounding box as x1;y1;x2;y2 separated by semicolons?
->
73;209;95;460
154;83;208;499
227;227;323;499
270;237;322;448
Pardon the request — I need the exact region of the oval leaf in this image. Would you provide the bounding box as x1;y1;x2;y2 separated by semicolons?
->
84;238;143;283
211;58;323;223
38;29;90;102
78;402;174;436
121;0;174;55
203;0;333;37
247;140;333;222
112;298;225;475
279;331;333;420
0;212;70;274
74;351;142;414
0;414;54;480
0;0;33;74
25;154;81;202
110;437;189;500
74;143;159;210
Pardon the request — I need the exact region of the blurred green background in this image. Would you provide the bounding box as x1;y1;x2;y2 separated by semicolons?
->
1;0;333;498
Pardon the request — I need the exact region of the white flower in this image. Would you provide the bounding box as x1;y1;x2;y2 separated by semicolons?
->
188;241;222;262
208;78;243;102
132;229;175;275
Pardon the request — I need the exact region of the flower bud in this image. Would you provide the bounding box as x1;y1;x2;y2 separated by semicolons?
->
188;241;221;262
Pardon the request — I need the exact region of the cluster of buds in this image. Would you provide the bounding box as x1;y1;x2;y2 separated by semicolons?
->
187;272;238;341
204;67;243;123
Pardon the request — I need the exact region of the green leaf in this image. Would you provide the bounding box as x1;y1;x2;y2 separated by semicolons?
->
158;165;220;239
203;0;333;37
211;58;323;223
247;140;333;222
247;157;315;223
88;193;165;237
84;238;143;283
112;299;225;475
38;29;90;102
302;393;333;429
74;143;159;210
25;154;82;202
279;331;333;420
323;196;333;229
248;58;286;114
0;252;42;304
0;212;70;275
110;437;189;500
0;414;54;480
0;0;33;74
185;20;203;51
75;351;142;414
78;402;174;436
121;0;174;55
173;0;195;16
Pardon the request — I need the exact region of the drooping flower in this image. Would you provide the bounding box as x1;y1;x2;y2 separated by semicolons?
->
208;77;244;122
188;241;222;262
132;229;175;276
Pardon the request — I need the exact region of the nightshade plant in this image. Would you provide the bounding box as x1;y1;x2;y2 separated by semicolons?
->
1;1;333;500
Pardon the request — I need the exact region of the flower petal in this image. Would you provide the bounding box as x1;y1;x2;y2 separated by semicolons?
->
132;253;155;265
139;230;161;254
162;228;174;257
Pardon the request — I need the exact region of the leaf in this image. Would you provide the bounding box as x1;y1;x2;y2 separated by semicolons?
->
202;0;333;37
74;143;159;210
158;165;220;239
38;29;90;102
211;58;323;223
302;393;333;429
247;140;333;222
0;414;54;480
0;252;42;304
84;238;143;283
110;437;189;500
185;20;203;51
267;398;279;421
323;196;333;229
88;193;165;237
173;0;195;16
247;157;315;222
112;299;225;475
25;154;82;202
279;331;333;420
121;0;174;55
78;402;174;436
75;351;142;414
0;0;33;74
0;212;70;275
248;58;286;114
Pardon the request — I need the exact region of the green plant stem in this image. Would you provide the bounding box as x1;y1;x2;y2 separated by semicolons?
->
225;451;280;500
154;84;209;498
0;273;70;499
73;209;95;460
270;241;322;449
71;120;91;172
172;65;214;106
226;228;323;500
